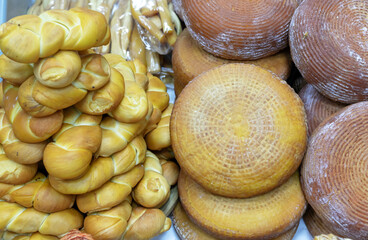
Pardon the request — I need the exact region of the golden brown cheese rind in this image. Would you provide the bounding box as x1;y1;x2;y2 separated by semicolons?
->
171;63;307;198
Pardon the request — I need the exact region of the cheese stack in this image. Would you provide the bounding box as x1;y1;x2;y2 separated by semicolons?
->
171;64;308;239
0;7;176;240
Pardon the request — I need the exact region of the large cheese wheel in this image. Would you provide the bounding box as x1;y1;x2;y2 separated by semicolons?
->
181;0;299;60
172;201;299;240
301;101;368;239
172;29;292;96
299;84;346;136
171;64;307;198
178;171;306;240
290;0;368;104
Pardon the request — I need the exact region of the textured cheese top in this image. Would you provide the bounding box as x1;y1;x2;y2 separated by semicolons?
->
290;0;368;103
181;0;298;60
171;63;307;198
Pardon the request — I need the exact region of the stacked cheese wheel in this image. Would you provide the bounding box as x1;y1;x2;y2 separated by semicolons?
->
167;1;311;239
170;0;368;239
0;7;179;240
289;1;368;239
170;63;308;239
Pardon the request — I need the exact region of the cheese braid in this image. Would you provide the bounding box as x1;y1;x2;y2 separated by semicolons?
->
98;102;152;157
123;206;172;240
74;67;125;116
0;55;33;86
0;145;38;185
3;82;63;143
145;103;172;150
43;107;102;180
132;150;170;208
0;231;58;240
84;197;132;240
76;164;144;213
0;108;46;165
0;7;110;63
0;201;83;237
49;135;147;195
0;173;75;213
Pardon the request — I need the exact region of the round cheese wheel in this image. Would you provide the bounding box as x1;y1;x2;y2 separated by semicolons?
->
299;84;346;136
178;171;306;240
171;63;307;198
181;0;299;60
301;101;368;239
173;201;299;240
172;29;292;97
290;0;368;104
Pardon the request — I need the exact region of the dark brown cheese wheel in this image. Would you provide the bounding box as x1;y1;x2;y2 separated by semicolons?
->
171;63;307;198
299;84;347;137
172;29;293;97
304;207;343;238
301;101;368;239
181;0;299;60
178;171;306;240
173;201;299;240
289;0;368;104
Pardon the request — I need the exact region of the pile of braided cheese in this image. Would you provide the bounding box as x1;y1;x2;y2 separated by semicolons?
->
0;7;178;240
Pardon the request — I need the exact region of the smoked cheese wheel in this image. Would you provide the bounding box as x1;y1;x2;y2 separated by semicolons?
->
290;0;368;104
181;0;299;60
301;101;368;239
